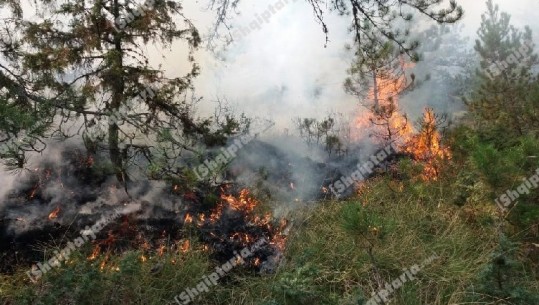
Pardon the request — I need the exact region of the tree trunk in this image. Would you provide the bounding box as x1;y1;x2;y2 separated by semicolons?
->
109;0;127;183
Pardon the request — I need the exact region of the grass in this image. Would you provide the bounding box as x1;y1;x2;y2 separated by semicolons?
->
1;173;538;305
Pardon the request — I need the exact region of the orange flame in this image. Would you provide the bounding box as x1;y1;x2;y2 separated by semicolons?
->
48;207;60;220
29;186;38;199
99;253;110;271
353;58;451;181
88;245;100;261
180;240;190;253
158;245;166;256
403;108;451;180
220;189;258;213
354;59;415;145
203;188;289;254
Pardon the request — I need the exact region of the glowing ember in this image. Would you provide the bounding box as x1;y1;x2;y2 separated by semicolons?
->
29;186;38;199
198;213;205;222
270;218;289;251
88;245;100;261
86;155;94;167
253;258;261;266
48;207;60;220
99;253;110;271
184;213;193;224
180;240;190;253
157;245;166;256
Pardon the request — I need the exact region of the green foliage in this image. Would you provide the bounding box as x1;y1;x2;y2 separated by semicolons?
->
396;158;425;182
294;114;349;157
0;79;54;169
466;234;539;305
341;202;394;241
272;264;321;305
2;239;211;305
466;0;539;138
448;127;539;234
0;0;250;183
2;176;535;305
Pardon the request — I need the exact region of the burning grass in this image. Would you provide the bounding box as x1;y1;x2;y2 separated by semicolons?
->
76;186;289;273
3;172;537;305
0;148;289;278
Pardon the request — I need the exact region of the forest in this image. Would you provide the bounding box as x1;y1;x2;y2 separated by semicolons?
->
0;0;538;304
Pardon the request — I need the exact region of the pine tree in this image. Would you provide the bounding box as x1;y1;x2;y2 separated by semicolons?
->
344;32;414;145
468;0;539;140
0;0;246;182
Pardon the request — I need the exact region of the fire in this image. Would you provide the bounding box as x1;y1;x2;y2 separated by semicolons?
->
48;206;60;220
220;189;258;213
270;218;289;251
403;108;451;180
29;186;38;199
99;253;110;271
184;213;193;224
88;245;100;260
353;57;415;144
190;187;289;268
74;186;288;273
157;245;166;256
180;240;190;253
353;57;451;181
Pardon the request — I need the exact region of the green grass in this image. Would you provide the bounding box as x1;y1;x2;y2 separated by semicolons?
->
1;174;538;305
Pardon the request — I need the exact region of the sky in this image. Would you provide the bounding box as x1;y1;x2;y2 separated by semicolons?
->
167;0;539;131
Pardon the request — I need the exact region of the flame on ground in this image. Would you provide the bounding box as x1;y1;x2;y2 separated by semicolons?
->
27;165;286;273
180;240;190;253
48;207;60;220
184;213;193;224
190;187;289;267
88;245;100;261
